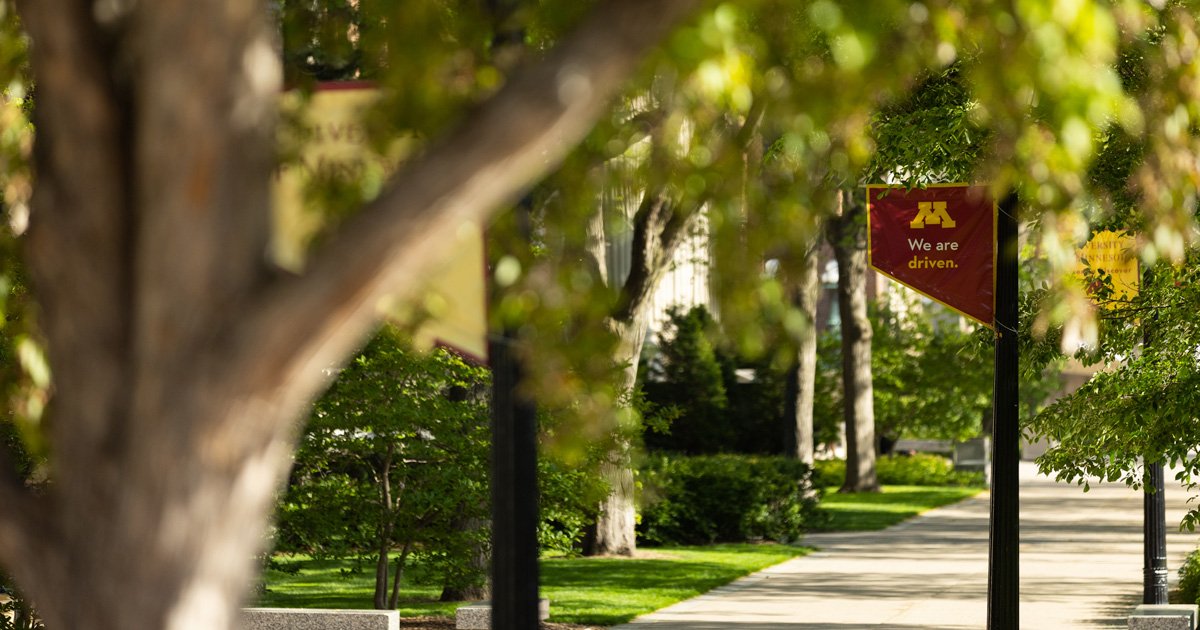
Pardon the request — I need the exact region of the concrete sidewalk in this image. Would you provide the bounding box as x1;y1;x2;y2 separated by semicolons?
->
613;462;1200;629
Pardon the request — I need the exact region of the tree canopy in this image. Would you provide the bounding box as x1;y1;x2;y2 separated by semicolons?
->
3;1;1200;629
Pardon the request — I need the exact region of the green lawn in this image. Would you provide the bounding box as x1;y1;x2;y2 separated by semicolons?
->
540;544;809;625
258;485;980;624
258;556;461;617
811;484;984;532
259;543;810;625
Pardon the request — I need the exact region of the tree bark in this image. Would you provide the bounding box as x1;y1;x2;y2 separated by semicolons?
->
587;102;764;556
387;542;412;610
438;515;491;602
589;318;648;557
790;243;820;465
587;190;692;557
828;191;879;493
2;1;701;629
374;448;396;610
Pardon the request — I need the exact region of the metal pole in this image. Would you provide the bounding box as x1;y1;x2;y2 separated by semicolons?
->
1142;284;1169;604
988;193;1020;630
1144;462;1169;604
490;334;540;630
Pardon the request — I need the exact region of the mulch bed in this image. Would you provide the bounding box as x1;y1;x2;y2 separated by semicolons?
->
399;617;604;630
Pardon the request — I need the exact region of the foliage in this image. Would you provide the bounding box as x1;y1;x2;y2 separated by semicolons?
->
10;0;1200;626
811;458;846;489
637;454;822;545
817;298;996;448
810;485;983;532
1027;252;1200;529
0;598;42;630
870;301;992;444
643;305;823;456
812;331;848;452
1179;546;1200;606
813;454;984;489
276;328;492;603
0;574;42;630
720;357;788;455
537;456;608;556
261;544;809;625
877;453;984;487
643;306;731;454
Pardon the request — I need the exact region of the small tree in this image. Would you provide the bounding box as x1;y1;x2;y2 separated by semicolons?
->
276;328;491;609
870;302;992;447
644;306;731;454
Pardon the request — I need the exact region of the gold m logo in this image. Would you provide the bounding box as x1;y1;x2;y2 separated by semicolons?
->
910;201;956;229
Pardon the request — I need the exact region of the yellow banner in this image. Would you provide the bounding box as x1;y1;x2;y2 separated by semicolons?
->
1075;230;1139;309
275;84;488;359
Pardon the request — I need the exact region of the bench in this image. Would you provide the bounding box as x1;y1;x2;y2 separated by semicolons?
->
1128;604;1199;630
240;608;398;630
455;599;550;629
1128;604;1195;628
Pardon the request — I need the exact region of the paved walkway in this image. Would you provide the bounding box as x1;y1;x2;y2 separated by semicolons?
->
614;462;1200;629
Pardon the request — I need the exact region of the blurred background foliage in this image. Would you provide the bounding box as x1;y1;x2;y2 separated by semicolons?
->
3;0;1200;508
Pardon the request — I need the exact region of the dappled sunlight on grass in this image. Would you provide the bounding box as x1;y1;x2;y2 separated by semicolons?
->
259;543;810;625
811;485;983;532
540;544;810;624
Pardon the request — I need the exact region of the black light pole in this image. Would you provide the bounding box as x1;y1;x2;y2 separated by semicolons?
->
490;333;540;630
1143;273;1169;604
988;193;1020;629
1145;462;1169;604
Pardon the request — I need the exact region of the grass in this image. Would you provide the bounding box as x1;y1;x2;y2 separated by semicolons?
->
540;544;809;625
258;485;981;624
811;484;984;532
258;543;810;625
258;556;460;617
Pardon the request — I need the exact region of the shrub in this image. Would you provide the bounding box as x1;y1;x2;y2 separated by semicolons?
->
538;458;606;556
643;306;732;454
813;454;985;488
1180;547;1200;605
878;453;984;486
811;458;846;488
638;454;822;545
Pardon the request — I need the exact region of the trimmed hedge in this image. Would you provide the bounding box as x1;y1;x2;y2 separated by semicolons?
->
638;454;822;546
812;453;985;488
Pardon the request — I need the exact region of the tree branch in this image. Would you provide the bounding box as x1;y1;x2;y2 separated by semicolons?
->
612;189;688;323
613;98;765;323
225;0;702;401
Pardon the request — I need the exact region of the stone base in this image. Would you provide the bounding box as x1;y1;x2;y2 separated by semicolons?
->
455;599;550;629
1129;604;1199;630
240;607;399;630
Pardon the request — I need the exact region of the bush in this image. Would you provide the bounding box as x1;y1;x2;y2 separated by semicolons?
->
878;453;984;486
811;458;846;488
1180;547;1200;605
538;458;606;556
638;454;822;545
813;454;985;488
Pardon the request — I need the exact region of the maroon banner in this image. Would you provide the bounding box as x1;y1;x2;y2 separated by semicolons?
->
867;184;996;328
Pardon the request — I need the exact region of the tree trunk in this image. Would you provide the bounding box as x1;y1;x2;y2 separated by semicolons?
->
438;516;491;602
585;102;763;556
387;542;412;610
790;243;820;465
589;318;647;556
0;2;701;629
374;449;396;610
828;191;879;493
